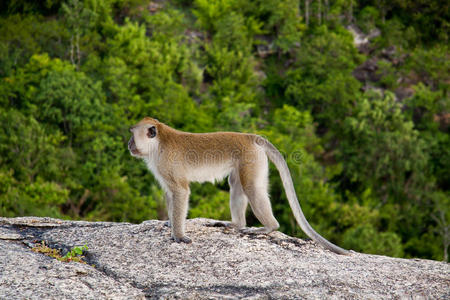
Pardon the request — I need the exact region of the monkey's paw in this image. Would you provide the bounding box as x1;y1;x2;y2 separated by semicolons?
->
173;236;192;244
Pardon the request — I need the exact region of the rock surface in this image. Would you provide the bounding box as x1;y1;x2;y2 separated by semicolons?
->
1;217;449;299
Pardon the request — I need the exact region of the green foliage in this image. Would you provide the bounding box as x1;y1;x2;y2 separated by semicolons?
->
204;44;259;117
356;6;378;33
193;0;237;33
368;0;449;43
407;83;448;131
343;224;403;257
0;0;448;261
252;0;305;52
375;60;398;89
1;1;63;15
212;12;253;53
0;170;68;218
405;45;449;91
0;14;67;77
63;244;88;260
189;184;231;221
338;91;429;201
35;66;105;141
87;169;159;222
286;26;362;127
144;7;186;41
0;109;65;182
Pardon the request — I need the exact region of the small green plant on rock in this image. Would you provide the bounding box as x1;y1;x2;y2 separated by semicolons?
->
63;244;88;262
32;241;89;264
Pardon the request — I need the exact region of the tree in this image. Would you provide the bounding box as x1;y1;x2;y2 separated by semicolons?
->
338;91;429;202
285;25;362;129
35;65;105;145
0;109;68;217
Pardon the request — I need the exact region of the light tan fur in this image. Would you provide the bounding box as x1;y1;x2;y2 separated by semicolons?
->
129;117;348;254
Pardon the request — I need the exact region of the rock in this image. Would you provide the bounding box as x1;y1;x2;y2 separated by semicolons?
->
347;24;369;47
346;24;381;51
0;239;144;300
353;58;381;82
148;2;162;13
185;29;205;44
255;35;276;58
1;217;449;299
0;227;23;240
434;113;450;131
366;28;381;40
381;45;397;60
256;44;275;58
395;86;415;101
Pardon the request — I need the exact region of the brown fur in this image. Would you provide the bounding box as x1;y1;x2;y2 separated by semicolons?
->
128;117;349;254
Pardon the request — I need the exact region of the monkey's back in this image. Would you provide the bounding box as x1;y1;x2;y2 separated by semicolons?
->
156;124;263;183
159;125;257;158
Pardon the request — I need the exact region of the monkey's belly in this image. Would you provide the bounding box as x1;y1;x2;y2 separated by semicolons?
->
186;163;234;183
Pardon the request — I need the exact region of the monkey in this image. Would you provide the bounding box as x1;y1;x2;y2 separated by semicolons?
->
128;117;348;255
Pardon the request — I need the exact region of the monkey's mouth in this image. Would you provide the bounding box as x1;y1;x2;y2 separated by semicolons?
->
128;137;141;156
130;148;141;155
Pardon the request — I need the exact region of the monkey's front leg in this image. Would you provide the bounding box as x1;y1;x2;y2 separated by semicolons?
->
164;191;172;227
170;187;192;244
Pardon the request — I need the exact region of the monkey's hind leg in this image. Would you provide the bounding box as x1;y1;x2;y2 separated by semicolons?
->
239;163;279;235
206;170;248;230
170;186;192;243
207;170;248;230
228;169;249;230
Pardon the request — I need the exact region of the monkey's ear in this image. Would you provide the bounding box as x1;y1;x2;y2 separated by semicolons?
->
147;126;157;138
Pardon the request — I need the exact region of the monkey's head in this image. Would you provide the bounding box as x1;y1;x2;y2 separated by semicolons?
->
128;117;159;158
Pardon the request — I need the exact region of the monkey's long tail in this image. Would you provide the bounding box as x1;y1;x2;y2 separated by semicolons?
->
260;137;349;255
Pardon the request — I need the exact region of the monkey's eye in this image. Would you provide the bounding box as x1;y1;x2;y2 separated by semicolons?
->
147;126;157;138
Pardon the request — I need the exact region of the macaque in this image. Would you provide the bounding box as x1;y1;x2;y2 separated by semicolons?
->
129;117;348;254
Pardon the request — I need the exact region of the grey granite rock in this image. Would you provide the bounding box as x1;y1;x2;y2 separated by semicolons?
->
1;217;449;299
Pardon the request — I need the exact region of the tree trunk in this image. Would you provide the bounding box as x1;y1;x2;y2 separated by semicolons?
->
305;0;310;26
318;0;322;25
299;0;301;19
76;32;81;70
348;0;353;23
70;36;75;66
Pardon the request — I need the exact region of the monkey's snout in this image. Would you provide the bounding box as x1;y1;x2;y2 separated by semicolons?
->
128;136;135;150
